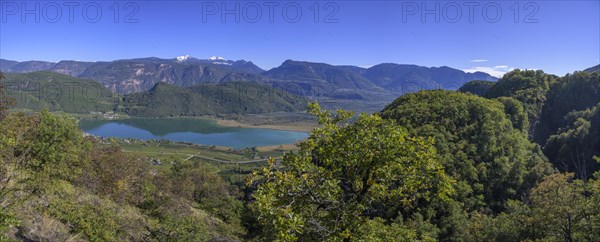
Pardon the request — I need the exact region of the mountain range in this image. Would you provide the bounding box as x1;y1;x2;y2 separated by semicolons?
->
1;56;500;101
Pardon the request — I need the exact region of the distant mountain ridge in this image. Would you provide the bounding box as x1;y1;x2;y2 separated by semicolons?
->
364;63;497;92
262;60;392;100
1;57;498;100
584;64;600;73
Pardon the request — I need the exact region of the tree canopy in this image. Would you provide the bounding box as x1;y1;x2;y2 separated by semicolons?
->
248;103;452;241
381;90;553;212
484;69;557;134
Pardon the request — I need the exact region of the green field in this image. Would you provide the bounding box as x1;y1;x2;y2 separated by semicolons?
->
102;138;289;186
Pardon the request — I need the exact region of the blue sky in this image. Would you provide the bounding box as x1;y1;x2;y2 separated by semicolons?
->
1;0;598;77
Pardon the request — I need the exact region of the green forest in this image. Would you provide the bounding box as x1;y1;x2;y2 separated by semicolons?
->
2;71;308;117
1;69;600;241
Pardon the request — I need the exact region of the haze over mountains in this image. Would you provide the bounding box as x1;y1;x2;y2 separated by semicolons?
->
1;56;499;101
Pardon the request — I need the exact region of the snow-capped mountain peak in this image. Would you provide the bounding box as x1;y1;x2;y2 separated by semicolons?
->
209;56;226;61
207;56;232;65
176;55;191;62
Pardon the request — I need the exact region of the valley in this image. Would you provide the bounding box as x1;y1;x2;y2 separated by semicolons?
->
2;2;598;240
1;60;598;242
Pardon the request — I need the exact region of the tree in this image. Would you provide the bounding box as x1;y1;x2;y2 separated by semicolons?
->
535;71;600;144
458;172;600;242
543;102;600;179
531;71;600;178
22;110;91;185
381;90;553;212
248;103;452;241
528;173;596;241
496;96;529;134
0;113;38;238
485;69;557;135
0;71;16;120
0;109;92;238
458;80;495;97
80;145;148;205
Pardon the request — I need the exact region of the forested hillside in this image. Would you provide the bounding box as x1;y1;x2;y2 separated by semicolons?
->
120;82;308;117
2;72;115;113
3;72;308;116
460;70;600;180
2;69;600;241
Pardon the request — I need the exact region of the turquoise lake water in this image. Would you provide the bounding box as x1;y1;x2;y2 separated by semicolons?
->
78;118;309;149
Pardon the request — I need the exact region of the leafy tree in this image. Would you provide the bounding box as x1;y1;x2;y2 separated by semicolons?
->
535;71;600;144
462;172;600;242
544;103;600;179
167;159;244;224
248;103;452;241
381;90;553;212
0;110;91;239
0;71;16;120
19;110;91;186
458;80;495;97
496;96;529;134
529;173;590;241
79;145;149;205
1;114;40;238
0;72;21;236
485;69;557;135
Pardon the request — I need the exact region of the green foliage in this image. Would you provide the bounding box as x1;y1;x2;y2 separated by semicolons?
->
535;71;600;144
529;173;590;241
353;218;427;242
248;103;452;241
80;145;148;204
0;73;19;239
531;71;600;178
3;66;600;241
460;173;600;241
496;96;529;134
150;211;211;242
120;82;308;117
485;69;557;134
458;80;495;97
2;71;115;113
381;90;552;212
46;181;148;242
544;103;600;179
0;209;19;241
166;159;244;225
2;71;309;117
0;111;245;241
24;110;91;184
0;72;16;120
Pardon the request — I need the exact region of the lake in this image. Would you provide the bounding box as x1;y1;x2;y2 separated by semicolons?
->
78;118;309;149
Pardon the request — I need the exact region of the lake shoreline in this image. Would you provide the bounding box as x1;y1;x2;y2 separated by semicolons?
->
214;119;315;132
14;109;318;133
79;118;310;149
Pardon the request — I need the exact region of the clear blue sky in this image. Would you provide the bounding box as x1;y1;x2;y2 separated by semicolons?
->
1;0;598;77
